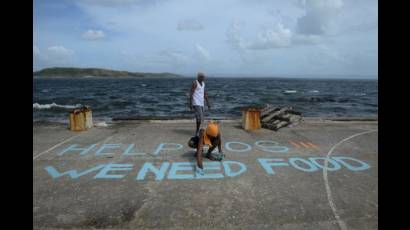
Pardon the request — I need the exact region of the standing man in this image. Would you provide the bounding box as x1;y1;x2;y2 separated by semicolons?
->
189;72;211;135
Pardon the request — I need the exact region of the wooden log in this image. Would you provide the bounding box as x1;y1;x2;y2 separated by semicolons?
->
261;105;271;112
287;110;302;116
261;107;290;123
273;121;290;131
261;107;279;118
262;105;274;110
288;121;300;128
262;123;275;130
261;106;303;130
262;123;276;130
279;114;301;123
265;111;292;122
270;119;281;125
277;113;292;120
290;120;301;126
263;120;293;131
263;120;280;129
289;115;302;123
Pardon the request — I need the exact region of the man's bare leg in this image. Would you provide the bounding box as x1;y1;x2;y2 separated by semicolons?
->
206;145;216;159
196;149;203;169
195;129;205;175
196;121;201;136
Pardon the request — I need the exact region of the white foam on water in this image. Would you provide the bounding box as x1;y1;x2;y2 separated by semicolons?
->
33;103;82;110
309;90;319;93
283;90;297;94
95;122;108;127
141;84;147;87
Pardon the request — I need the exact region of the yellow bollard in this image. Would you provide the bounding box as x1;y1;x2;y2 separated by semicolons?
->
242;107;262;131
69;107;93;131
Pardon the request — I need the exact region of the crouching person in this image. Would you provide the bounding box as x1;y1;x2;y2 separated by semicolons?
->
188;121;225;175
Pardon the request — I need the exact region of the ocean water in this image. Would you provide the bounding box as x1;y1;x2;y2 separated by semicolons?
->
33;77;378;123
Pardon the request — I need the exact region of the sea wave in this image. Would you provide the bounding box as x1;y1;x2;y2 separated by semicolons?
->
33;78;378;120
33;103;82;110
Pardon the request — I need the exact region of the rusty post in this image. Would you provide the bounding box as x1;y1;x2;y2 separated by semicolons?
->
69;107;93;131
241;107;262;131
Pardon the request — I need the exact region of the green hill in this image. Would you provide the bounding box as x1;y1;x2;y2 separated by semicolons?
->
33;67;182;78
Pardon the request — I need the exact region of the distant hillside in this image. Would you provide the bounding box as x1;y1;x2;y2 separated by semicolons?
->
33;67;182;78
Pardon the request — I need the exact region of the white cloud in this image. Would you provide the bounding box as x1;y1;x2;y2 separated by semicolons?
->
47;46;74;59
226;22;294;50
82;29;105;40
296;0;343;35
334;0;378;35
121;45;215;73
120;50;190;72
245;23;292;49
155;50;191;66
291;34;322;45
34;45;75;70
177;19;204;31
35;0;377;76
307;45;343;64
195;44;211;61
226;21;246;49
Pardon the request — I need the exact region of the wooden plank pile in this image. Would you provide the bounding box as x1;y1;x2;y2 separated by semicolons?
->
260;105;302;131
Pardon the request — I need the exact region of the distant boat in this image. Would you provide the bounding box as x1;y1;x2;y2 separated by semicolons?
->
283;90;297;94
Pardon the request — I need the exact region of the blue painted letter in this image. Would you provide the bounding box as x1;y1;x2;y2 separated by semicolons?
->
255;140;289;153
225;142;251;153
153;143;183;156
308;157;341;171
136;162;170;181
96;144;122;156
196;162;224;179
58;144;97;156
223;161;247;177
44;164;105;179
257;158;289;174
122;144;146;156
168;162;195;180
289;157;319;172
94;163;133;179
332;156;370;171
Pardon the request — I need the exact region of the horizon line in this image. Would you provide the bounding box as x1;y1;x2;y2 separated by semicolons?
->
33;66;378;79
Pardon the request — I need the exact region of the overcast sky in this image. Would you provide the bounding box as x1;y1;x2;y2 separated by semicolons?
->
33;0;378;78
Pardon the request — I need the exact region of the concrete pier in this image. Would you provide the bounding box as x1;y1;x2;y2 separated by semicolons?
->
33;118;378;229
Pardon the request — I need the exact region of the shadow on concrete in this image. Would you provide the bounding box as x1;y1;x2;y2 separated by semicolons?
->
182;150;196;159
233;125;242;129
172;129;195;137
